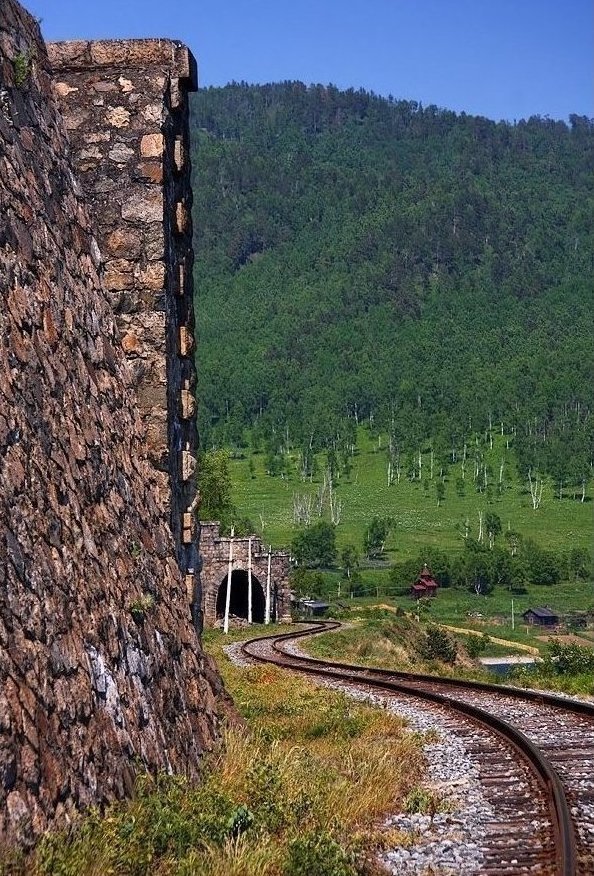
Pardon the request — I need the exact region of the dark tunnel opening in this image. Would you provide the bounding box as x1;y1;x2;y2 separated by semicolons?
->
216;570;265;623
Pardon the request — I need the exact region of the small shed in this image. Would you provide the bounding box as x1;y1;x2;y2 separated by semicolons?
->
298;599;330;617
522;607;559;627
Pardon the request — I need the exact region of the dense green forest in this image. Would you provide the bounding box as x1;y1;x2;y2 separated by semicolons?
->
190;83;593;488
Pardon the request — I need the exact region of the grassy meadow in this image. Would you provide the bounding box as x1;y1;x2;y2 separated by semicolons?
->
230;428;593;559
228;425;593;648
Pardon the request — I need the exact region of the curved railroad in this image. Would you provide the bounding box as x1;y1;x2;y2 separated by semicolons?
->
241;621;594;875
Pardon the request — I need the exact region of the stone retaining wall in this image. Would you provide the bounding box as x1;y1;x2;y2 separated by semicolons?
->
0;0;228;846
47;36;200;618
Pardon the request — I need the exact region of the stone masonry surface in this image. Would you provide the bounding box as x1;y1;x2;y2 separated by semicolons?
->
47;34;201;618
0;0;229;847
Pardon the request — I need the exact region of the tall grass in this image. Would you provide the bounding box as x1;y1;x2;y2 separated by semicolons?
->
302;613;594;695
5;629;425;876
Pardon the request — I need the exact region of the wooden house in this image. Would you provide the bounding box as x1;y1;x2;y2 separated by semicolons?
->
411;564;439;599
522;607;559;627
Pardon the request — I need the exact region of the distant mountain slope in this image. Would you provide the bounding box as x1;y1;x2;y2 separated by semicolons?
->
190;83;593;454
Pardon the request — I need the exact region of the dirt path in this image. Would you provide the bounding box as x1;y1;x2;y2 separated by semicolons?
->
536;633;594;648
438;624;540;655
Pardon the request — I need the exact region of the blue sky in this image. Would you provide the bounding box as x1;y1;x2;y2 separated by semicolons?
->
27;0;592;122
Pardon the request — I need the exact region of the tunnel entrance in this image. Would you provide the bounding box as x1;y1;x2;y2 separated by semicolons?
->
216;570;265;623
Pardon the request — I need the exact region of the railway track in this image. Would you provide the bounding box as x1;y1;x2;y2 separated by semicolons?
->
240;621;594;875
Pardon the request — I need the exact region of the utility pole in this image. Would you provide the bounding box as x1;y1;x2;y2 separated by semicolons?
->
265;546;272;624
223;527;234;635
247;536;253;625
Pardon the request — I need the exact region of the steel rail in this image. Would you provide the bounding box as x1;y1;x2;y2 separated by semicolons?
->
240;621;579;876
266;620;594;718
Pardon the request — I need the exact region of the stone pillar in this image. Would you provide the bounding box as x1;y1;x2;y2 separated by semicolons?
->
47;39;200;619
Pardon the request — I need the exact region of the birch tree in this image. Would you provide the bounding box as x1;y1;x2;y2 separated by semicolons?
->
484;512;501;549
528;468;544;510
293;493;313;525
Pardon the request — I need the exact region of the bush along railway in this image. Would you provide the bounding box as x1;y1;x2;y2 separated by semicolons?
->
241;621;594;875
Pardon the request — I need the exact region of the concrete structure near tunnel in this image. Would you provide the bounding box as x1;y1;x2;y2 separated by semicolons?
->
200;523;292;626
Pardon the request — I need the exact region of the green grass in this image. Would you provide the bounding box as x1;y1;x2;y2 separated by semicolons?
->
231;428;592;627
230;428;593;560
390;580;593;640
317;579;593;655
301;613;594;695
470;640;530;658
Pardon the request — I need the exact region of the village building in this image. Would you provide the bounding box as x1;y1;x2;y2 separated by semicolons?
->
298;599;331;618
522;607;560;627
411;563;439;599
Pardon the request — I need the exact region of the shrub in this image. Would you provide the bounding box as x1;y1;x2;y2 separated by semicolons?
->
363;516;392;559
284;831;356;876
420;625;457;664
289;567;327;600
34;776;243;875
129;593;155;621
292;520;337;568
545;641;594;675
466;634;490;658
403;786;444;817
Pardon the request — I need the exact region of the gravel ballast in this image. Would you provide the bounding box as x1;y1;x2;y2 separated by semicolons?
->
225;638;493;874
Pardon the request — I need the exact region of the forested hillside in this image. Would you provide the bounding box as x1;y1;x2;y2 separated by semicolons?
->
190;83;593;485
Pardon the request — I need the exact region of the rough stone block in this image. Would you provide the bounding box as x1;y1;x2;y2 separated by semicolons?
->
179;326;194;357
141;103;163;124
54;81;78;98
105;228;142;258
175;201;188;234
170;78;181;109
180;389;196;419
137;261;165;291
118;76;134;93
105;106;131;128
174;138;184;171
180;450;197;482
121;191;163;224
137;381;167;409
182;512;194;545
121;332;142;355
136;161;163;183
89;40;130;66
78;144;102;161
85;130;111;143
108;142;134;163
104;267;134;291
140;133;163;158
107;257;134;272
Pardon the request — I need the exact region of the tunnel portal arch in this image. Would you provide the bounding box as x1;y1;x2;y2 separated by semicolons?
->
215;570;265;624
200;523;292;626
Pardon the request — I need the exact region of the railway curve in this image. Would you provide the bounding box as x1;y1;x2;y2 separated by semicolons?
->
241;621;594;875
